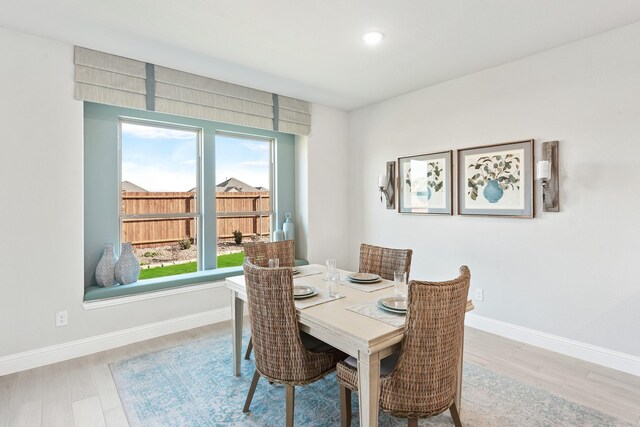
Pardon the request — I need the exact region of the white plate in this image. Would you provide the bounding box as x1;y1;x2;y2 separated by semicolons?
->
291;267;301;275
379;296;407;311
377;299;406;315
293;287;318;299
348;272;381;281
293;285;314;296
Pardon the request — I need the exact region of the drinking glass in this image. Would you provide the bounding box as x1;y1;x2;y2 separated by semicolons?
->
328;270;340;298
268;258;279;268
394;270;407;298
325;258;337;280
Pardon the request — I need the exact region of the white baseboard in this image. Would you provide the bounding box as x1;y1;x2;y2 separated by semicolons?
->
465;313;640;377
0;307;231;376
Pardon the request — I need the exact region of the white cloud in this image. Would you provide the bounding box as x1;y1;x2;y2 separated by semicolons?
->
122;123;196;140
242;141;270;152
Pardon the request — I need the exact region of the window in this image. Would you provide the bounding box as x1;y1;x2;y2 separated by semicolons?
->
120;120;201;279
215;133;273;261
83;102;295;289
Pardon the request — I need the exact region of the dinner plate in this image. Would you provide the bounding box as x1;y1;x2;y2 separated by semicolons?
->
293;285;314;296
379;296;407;311
348;272;380;282
292;267;301;275
349;278;382;284
377;299;406;315
293;286;318;299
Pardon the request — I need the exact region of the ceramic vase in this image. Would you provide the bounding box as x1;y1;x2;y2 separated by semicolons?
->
115;242;140;285
95;243;118;287
483;179;504;203
283;213;295;241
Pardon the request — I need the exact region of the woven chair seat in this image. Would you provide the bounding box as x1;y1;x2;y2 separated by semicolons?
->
336;353;400;391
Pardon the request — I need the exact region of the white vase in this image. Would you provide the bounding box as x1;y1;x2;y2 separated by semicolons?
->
283;213;295;241
95;243;118;287
115;242;140;285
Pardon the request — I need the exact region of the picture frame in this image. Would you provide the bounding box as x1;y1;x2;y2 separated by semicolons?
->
397;150;453;215
457;139;534;218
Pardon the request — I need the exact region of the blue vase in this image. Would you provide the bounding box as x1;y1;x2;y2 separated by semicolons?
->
416;187;432;202
483;179;504;203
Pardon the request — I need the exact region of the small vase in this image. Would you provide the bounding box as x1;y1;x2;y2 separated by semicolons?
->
95;243;118;287
483;179;504;203
273;229;285;242
416;187;432;202
115;243;140;285
283;213;295;241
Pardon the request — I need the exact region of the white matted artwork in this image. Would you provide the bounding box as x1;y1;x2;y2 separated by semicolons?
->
398;151;452;215
457;139;533;218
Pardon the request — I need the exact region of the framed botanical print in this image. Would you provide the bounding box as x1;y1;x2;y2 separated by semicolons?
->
457;139;534;218
398;150;453;215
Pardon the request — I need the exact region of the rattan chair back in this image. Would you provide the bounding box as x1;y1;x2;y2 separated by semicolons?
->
243;240;294;267
358;243;413;281
379;266;471;418
243;261;339;384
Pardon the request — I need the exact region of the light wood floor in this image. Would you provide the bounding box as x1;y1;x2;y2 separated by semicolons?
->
1;323;639;426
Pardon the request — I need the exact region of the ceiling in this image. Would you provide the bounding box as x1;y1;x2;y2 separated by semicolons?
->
2;0;640;111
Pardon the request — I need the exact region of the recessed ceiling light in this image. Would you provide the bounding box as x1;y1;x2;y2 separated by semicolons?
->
362;31;384;46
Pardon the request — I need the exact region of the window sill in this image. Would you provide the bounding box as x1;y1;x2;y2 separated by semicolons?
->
83;259;309;306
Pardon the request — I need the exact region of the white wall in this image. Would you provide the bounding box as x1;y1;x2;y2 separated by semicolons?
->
304;104;351;266
348;22;640;358
0;28;232;359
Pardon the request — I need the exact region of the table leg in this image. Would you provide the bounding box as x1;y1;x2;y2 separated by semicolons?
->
455;327;465;416
231;290;244;376
357;351;381;427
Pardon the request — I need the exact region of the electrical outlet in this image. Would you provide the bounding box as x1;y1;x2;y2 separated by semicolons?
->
474;288;484;302
55;311;68;327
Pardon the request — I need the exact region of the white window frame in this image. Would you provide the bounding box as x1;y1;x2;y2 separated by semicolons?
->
118;117;204;267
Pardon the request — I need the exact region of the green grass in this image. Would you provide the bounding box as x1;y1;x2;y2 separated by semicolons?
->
138;252;245;280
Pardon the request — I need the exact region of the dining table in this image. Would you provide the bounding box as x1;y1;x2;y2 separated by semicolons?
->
225;264;474;427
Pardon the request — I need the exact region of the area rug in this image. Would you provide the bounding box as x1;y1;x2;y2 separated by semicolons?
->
110;332;630;426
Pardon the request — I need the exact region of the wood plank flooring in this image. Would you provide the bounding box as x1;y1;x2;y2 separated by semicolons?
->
1;323;638;426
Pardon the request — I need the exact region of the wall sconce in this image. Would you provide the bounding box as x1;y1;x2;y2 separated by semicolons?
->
536;141;559;212
378;161;395;209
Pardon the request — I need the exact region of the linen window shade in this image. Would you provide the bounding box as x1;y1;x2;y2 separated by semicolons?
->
73;46;311;136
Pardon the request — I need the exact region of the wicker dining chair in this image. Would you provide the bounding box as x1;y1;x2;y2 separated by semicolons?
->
242;240;295;359
242;261;345;426
358;243;413;281
337;266;471;427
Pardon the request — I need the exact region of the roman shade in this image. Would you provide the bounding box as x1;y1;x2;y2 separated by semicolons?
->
74;46;311;136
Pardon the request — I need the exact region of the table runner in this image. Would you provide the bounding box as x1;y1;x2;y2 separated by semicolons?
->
346;302;406;328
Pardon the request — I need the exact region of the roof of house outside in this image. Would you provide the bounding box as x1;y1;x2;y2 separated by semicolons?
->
216;177;268;192
121;181;148;192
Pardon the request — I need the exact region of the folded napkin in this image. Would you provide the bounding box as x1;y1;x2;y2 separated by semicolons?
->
346;302;406;328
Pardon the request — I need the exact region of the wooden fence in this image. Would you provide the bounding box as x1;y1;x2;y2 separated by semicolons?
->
122;192;271;248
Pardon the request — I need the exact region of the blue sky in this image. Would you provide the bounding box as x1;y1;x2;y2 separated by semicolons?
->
121;123;270;191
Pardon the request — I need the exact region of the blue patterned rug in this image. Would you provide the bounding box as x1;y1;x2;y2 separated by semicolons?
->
110;331;630;426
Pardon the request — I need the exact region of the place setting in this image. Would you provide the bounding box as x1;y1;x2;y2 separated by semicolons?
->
293;261;345;309
339;271;394;292
346;270;408;328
